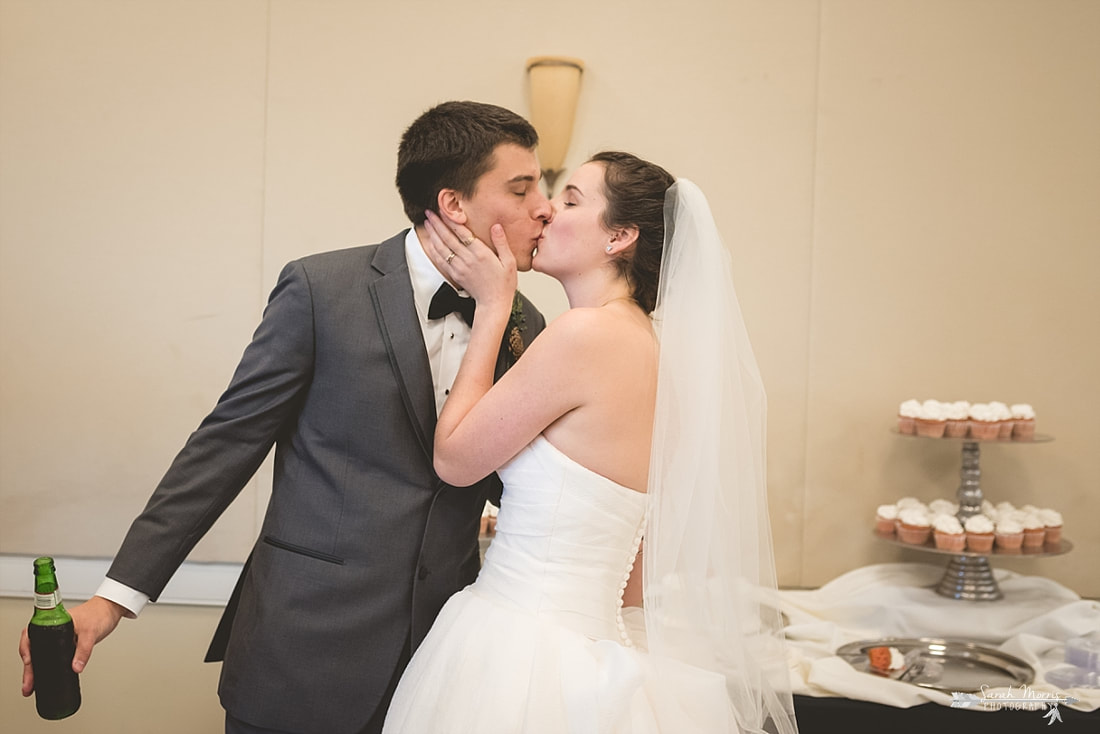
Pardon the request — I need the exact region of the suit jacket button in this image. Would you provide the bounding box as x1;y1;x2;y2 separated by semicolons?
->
417;565;430;580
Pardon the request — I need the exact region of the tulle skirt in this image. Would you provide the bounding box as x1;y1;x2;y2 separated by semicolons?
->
381;587;737;733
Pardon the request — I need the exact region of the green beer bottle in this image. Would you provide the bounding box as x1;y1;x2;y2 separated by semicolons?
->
28;557;81;719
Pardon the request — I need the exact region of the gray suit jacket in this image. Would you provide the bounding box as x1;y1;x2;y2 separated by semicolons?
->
106;231;545;733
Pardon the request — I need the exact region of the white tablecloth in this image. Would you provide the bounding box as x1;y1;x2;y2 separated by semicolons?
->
776;563;1100;712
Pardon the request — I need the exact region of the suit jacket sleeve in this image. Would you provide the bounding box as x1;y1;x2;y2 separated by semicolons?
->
107;260;316;600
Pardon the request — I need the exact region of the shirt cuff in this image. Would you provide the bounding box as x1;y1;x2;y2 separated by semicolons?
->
95;578;149;618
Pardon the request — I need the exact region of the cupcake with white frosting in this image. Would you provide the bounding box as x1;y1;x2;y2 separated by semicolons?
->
945;401;971;438
875;504;898;535
895;496;929;516
928;498;959;517
915;399;948;438
932;514;966;551
1039;508;1063;545
1020;512;1046;548
994;516;1024;550
990;401;1014;439
964;514;995;552
968;403;1000;440
1011;404;1036;441
897;508;932;545
898;399;921;435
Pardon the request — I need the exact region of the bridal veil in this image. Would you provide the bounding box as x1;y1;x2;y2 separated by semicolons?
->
644;180;797;734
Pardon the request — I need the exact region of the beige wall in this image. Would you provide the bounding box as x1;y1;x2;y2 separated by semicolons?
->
1;597;223;732
3;0;1097;585
1;3;1097;726
803;0;1100;588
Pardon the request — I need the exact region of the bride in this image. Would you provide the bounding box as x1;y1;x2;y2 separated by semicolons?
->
382;152;797;734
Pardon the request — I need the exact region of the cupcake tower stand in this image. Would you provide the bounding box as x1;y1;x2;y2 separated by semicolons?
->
880;433;1071;601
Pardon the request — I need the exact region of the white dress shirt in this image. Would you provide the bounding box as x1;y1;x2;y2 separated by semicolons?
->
97;228;472;616
403;227;474;416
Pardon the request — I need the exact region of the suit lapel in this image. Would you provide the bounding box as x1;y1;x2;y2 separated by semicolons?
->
494;329;512;381
369;232;436;462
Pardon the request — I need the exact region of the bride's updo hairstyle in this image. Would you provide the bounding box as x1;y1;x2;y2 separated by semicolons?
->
589;151;675;314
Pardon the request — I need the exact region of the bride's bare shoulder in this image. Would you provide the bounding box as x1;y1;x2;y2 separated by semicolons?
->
530;307;654;367
543;306;650;342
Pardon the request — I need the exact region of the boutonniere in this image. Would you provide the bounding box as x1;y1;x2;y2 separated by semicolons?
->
506;292;527;363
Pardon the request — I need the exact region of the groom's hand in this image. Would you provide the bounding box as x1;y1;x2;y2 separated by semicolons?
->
20;595;127;695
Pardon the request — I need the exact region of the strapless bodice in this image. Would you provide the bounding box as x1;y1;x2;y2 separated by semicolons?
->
472;435;648;644
384;436;739;734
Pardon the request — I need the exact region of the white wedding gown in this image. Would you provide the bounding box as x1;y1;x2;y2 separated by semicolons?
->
382;435;737;733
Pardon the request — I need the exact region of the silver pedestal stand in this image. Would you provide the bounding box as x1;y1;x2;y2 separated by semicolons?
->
885;433;1068;601
948;439;1000;600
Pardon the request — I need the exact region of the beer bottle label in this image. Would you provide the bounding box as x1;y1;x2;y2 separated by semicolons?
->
33;591;60;610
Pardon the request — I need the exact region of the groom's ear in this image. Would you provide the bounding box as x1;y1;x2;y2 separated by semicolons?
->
436;189;469;225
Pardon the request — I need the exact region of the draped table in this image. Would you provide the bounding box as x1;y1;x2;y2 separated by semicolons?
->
777;563;1100;732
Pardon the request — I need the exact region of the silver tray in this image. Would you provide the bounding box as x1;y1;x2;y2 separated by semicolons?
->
875;530;1074;559
891;428;1054;444
836;637;1033;693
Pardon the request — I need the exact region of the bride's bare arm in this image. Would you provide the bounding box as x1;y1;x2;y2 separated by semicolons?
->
422;213;603;486
421;210;515;480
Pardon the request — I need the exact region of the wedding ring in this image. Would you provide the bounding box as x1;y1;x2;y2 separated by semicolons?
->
446;251;456;263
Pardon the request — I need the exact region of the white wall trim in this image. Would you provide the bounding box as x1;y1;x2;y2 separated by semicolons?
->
0;554;240;607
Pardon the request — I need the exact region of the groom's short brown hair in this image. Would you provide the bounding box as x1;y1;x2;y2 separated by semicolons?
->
396;101;539;225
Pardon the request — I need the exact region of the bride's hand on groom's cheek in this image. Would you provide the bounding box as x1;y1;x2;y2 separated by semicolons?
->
424;211;516;309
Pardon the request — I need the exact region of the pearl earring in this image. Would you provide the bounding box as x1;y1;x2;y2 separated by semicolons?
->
606;245;613;253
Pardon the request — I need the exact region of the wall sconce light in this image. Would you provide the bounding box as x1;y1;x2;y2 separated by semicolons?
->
525;56;584;195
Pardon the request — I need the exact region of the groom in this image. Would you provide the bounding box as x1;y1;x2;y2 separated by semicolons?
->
19;101;551;734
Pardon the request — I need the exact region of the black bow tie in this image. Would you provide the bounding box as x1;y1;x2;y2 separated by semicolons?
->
428;282;475;327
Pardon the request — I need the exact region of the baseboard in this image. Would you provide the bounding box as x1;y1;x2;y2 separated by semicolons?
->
0;554;240;607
